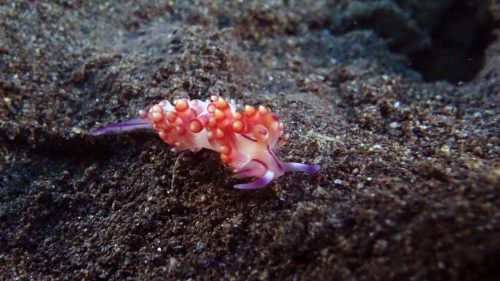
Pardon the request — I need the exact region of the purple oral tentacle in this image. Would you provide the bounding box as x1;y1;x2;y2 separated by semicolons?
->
91;117;153;135
234;170;275;189
282;162;321;173
236;159;267;178
237;168;259;178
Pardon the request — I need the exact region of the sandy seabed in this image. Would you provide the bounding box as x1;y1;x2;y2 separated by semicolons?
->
1;1;499;280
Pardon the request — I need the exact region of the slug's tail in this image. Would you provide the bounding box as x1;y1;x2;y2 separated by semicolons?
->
91;117;153;135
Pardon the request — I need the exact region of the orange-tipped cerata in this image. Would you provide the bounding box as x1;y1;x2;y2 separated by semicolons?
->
244;105;257;117
232;120;245;133
174;99;190;112
189;119;204;133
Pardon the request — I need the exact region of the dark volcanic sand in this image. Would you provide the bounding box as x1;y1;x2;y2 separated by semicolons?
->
1;1;499;280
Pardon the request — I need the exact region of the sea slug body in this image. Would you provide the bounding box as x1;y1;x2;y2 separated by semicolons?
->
92;96;320;189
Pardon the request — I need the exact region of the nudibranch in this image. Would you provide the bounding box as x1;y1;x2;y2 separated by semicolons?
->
92;96;320;189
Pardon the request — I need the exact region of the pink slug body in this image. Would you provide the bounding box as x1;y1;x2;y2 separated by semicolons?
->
92;96;320;189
